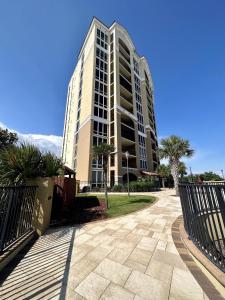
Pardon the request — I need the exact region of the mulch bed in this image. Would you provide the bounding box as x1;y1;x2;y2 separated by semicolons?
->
50;196;107;226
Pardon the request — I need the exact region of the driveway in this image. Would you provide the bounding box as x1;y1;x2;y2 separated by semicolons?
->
0;190;209;300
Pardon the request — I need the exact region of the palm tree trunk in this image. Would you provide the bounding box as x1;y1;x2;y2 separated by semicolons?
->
162;178;165;188
170;160;180;196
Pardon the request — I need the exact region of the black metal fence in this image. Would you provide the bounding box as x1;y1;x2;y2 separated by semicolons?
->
0;186;37;252
179;183;225;272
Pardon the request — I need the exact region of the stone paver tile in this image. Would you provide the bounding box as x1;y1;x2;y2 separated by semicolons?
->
74;234;93;246
108;238;137;251
137;237;158;252
156;240;167;251
152;232;168;241
146;259;173;284
86;246;113;263
105;223;121;230
132;228;150;236
169;267;204;300
166;241;178;254
108;246;133;264
124;259;147;273
152;249;186;270
126;233;143;243
66;290;84;300
127;247;153;266
112;228;130;238
125;270;170;300
71;243;95;264
123;222;138;230
75;272;110;300
100;283;134;300
94;258;132;285
68;257;98;289
88;226;107;235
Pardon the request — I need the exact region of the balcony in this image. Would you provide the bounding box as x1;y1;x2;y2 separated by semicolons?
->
121;123;135;142
120;96;133;114
119;64;131;82
120;85;133;103
121;113;135;129
122;145;136;156
122;157;137;168
120;75;132;94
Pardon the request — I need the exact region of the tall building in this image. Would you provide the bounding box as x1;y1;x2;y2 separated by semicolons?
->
62;17;159;187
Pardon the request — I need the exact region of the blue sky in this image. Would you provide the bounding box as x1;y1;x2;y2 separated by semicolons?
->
0;0;225;174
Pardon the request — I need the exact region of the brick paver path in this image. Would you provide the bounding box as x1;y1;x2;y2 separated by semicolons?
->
0;190;209;300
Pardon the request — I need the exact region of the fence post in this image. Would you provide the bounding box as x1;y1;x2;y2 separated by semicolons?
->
0;188;14;252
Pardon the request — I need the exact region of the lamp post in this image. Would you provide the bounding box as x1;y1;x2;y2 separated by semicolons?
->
125;151;130;196
221;169;224;180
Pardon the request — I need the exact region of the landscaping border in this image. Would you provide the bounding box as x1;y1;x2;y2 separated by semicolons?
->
172;216;224;300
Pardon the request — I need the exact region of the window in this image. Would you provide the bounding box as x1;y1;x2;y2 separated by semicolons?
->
93;121;107;136
96;29;108;50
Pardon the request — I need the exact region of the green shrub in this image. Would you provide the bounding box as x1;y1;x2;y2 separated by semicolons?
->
112;181;159;192
112;184;124;192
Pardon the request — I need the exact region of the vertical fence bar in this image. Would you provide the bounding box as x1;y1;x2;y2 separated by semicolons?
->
179;183;225;272
0;188;14;252
0;186;37;252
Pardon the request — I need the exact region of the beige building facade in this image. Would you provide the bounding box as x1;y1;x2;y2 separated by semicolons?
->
62;18;159;187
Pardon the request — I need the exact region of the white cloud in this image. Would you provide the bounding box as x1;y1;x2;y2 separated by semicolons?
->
0;121;62;157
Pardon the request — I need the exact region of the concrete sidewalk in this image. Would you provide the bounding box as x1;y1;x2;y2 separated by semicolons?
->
0;190;210;300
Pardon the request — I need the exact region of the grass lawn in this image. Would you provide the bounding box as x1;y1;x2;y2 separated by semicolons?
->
77;194;156;219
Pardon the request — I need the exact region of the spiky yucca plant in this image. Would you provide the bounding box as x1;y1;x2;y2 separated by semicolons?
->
159;136;194;196
0;143;42;185
41;152;63;177
0;143;63;185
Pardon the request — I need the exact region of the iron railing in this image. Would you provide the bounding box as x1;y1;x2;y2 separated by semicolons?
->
0;186;37;252
179;183;225;272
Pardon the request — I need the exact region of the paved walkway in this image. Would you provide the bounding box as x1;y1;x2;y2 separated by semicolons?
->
0;190;210;300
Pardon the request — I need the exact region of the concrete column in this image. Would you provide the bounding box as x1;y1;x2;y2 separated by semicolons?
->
27;177;54;236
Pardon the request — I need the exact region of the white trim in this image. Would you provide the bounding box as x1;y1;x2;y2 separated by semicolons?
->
138;131;147;138
115;104;137;121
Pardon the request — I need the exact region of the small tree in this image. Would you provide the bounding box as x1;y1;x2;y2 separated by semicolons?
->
156;164;171;188
159;135;194;196
0;128;18;150
179;161;187;179
92;143;115;208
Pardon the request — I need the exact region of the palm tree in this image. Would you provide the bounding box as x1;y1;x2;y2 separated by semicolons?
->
159;136;194;196
92;143;115;208
156;164;171;188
